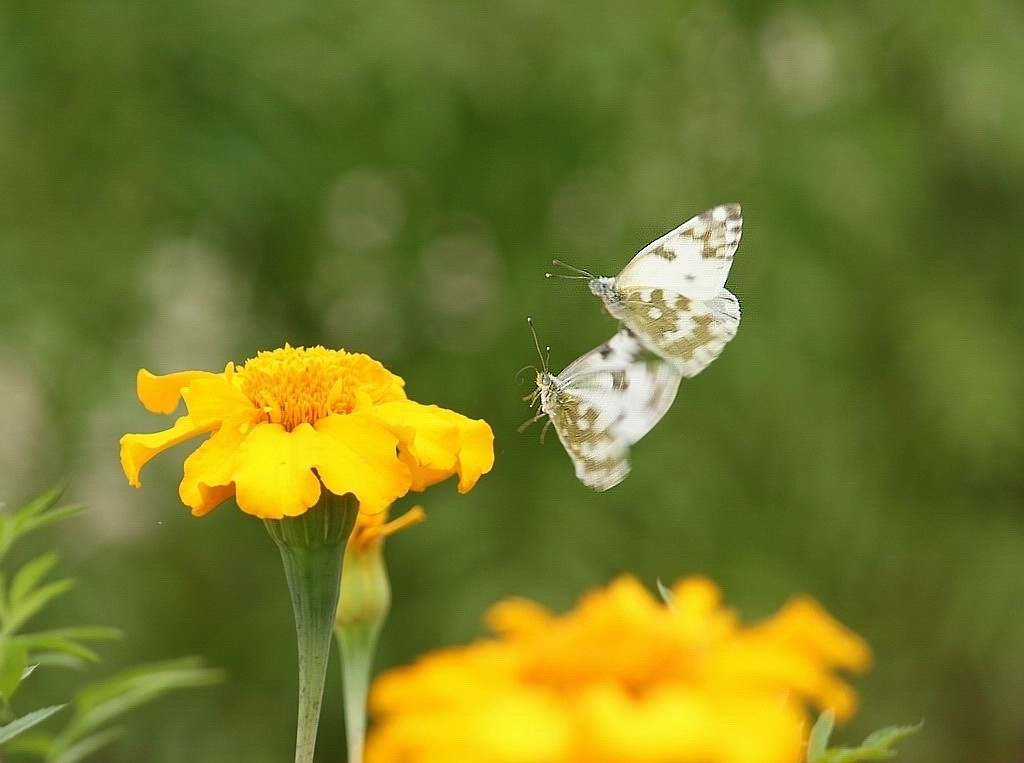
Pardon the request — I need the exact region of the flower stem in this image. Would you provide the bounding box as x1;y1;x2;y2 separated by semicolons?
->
338;620;377;763
265;492;359;763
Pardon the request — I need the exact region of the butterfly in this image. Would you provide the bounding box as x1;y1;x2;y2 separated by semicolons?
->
521;322;681;491
550;204;742;378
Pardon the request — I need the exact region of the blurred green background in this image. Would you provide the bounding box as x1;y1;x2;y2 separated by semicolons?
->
1;0;1022;760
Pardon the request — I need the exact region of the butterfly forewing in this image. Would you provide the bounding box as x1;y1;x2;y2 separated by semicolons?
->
538;329;681;491
617;203;741;302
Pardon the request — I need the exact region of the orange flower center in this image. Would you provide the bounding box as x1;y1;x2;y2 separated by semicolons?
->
239;345;404;430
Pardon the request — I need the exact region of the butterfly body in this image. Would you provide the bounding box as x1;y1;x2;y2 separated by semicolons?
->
527;329;681;491
581;204;743;377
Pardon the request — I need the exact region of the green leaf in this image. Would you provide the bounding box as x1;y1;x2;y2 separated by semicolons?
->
0;487;80;566
14;505;83;542
30;653;92;671
0;639;28;701
860;723;923;749
807;710;835;761
10;554;60;608
2;579;75;636
813;721;922;762
0;705;66;745
21;627;123;645
15;626;123;664
1;730;57;756
52;726;124;763
57;658;223;746
655;579;675;606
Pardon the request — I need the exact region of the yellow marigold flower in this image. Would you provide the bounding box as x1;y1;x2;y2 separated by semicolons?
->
366;576;871;763
120;345;494;519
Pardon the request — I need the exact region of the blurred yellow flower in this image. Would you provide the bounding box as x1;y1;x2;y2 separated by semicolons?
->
120;345;494;519
366;576;871;763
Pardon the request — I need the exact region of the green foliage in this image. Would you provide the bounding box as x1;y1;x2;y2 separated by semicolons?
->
808;710;922;762
0;489;120;710
0;707;67;747
0;490;222;760
0;488;82;570
8;658;223;763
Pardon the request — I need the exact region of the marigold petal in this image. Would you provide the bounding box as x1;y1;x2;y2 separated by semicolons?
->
470;692;571;761
770;596;873;673
373;401;461;470
230;422;324;519
366;691;570;763
374;401;494;493
487;598;556;639
309;414;413;515
399;463;450;493
450;414;495;493
119;415;208;487
573;684;808;763
181;374;254;429
811;674;860;721
178;413;251;515
356;505;427;548
185;483;236;518
671;576;739;644
671;576;722;614
137;369;218;414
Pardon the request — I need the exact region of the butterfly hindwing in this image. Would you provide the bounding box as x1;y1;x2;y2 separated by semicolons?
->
615;286;740;378
538;329;681;491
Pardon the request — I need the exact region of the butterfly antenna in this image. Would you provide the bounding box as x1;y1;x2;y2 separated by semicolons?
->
546;259;594;280
526;317;549;373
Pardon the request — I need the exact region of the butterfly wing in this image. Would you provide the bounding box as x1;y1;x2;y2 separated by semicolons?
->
614;286;740;377
616;204;742;302
543;330;682;491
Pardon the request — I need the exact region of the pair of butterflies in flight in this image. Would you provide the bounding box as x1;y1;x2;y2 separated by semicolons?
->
523;203;743;491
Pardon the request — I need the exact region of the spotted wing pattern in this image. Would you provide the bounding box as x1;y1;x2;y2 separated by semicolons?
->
617;203;741;302
537;330;681;491
615;286;740;377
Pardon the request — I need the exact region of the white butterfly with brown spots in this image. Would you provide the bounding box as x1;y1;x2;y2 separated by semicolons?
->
550;204;742;377
520;322;681;491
